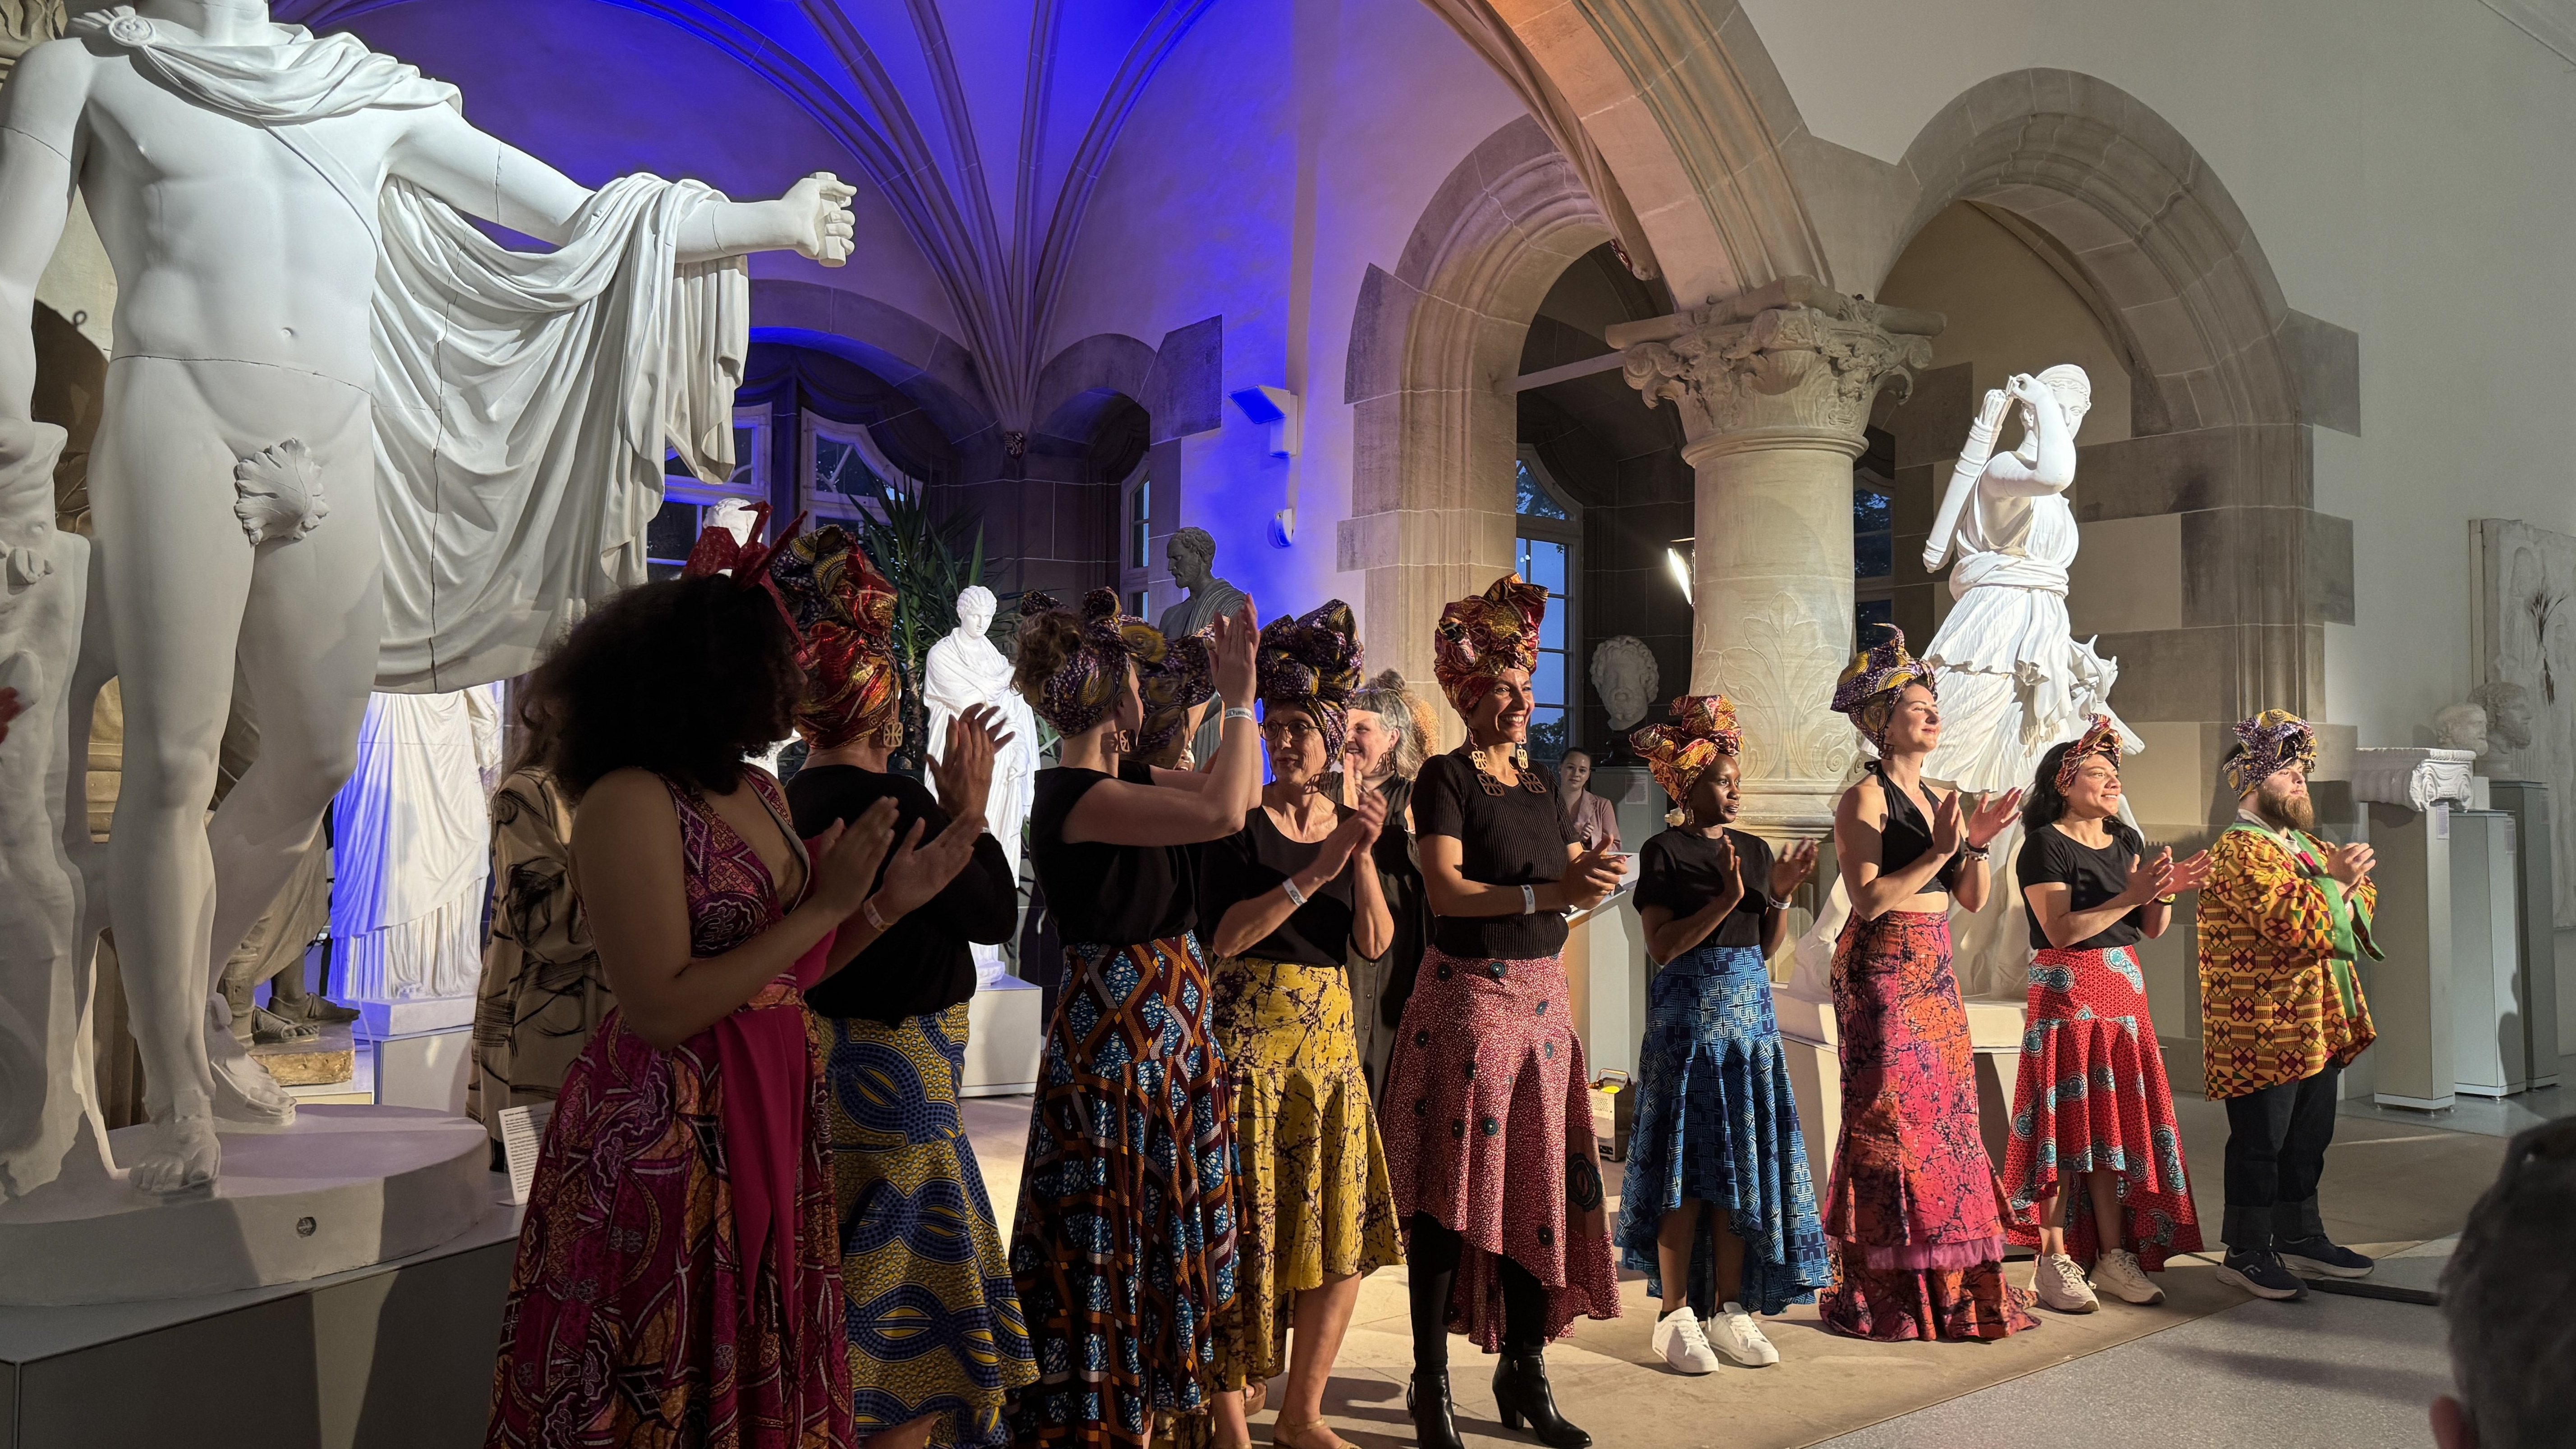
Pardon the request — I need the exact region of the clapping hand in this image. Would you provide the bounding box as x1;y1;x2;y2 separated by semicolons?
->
1770;838;1821;901
1964;789;2022;851
1346;789;1388;856
1210;596;1259;710
929;704;1009;824
2327;841;2375;889
2123;847;2179;907
873;812;986;922
785;172;859;266
807;798;900;918
1709;831;1746;913
2167;849;2213;895
1564;846;1624;912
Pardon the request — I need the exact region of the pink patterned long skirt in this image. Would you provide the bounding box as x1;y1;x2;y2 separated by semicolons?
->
1380;944;1620;1351
1817;910;2038;1343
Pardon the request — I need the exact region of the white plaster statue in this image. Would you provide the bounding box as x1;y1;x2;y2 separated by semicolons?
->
1156;526;1246;767
1918;364;2136;1000
329;686;502;1008
2433;702;2492;759
1588;635;1658;733
924;585;1036;985
0;2;857;1199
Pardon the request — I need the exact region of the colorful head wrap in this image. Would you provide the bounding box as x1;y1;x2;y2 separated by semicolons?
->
1255;601;1363;758
1433;574;1549;715
1134;620;1218;760
1830;624;1937;749
2051;714;2123;793
1628;694;1742;804
1017;587;1205;740
2224;709;2317;794
766;526;901;750
680;501;810;639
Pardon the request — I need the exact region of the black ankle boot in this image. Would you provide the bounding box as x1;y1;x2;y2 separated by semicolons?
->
1492;1348;1589;1448
1407;1368;1465;1449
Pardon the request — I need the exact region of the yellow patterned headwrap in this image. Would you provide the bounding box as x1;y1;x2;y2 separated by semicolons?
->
1629;695;1742;805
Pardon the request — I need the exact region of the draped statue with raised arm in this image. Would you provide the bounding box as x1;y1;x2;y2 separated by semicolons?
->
0;2;859;1203
923;586;1037;983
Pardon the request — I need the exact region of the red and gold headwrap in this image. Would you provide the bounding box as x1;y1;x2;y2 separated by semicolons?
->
1433;574;1548;715
766;526;901;750
1629;694;1742;804
2053;713;2124;793
680;501;810;640
2224;709;2318;794
1830;624;1937;751
1256;601;1363;758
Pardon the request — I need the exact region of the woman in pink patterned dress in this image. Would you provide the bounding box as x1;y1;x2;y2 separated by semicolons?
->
1381;575;1624;1449
1817;626;2038;1344
487;517;985;1449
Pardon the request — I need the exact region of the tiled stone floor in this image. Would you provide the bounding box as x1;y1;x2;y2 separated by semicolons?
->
957;1039;2508;1449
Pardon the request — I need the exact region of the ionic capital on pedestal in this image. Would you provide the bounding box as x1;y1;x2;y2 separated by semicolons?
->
1606;277;1942;454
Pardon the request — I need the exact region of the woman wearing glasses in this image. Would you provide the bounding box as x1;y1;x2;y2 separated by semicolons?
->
1200;602;1402;1449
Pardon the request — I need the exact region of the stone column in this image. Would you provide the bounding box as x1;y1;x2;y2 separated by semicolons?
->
1607;278;1939;836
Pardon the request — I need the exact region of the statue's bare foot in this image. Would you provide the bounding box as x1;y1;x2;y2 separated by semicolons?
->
129;1114;222;1198
208;1021;298;1127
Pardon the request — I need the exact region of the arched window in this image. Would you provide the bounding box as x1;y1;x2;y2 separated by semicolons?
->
1514;452;1581;761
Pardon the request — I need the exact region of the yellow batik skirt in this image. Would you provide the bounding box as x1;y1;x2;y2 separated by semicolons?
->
1207;956;1404;1385
823;1001;1038;1447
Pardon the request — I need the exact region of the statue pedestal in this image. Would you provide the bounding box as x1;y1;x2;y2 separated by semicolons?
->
962;974;1044;1097
0;1106;488;1307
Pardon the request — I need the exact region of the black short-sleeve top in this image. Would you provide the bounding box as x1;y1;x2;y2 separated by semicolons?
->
786;765;1016;1023
1029;766;1197;947
1201;806;1358;968
2017;823;2144;951
1635;826;1773;949
1412;751;1581;961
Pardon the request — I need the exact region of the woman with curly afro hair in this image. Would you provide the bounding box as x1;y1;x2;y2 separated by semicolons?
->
486;517;988;1449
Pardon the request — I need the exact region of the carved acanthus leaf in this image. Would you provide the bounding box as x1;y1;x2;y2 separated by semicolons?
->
1622;297;1935;444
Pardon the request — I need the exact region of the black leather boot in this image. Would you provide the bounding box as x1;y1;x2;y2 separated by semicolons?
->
1492;1348;1590;1448
1407;1368;1465;1449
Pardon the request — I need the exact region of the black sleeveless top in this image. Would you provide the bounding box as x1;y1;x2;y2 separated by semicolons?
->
1871;762;1960;895
1030;767;1198;946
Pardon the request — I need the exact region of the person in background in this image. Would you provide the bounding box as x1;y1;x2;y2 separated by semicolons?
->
466;690;606;1150
2003;717;2208;1314
1618;696;1826;1376
1342;669;1432;1092
488;515;986;1449
1815;626;2035;1344
1383;574;1624;1449
1201;601;1401;1449
2198;710;2380;1301
773;529;1038;1449
2433;1119;2576;1449
1555;747;1620;854
1007;588;1261;1449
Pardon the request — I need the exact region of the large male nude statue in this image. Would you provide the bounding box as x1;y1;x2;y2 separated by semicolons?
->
0;3;856;1196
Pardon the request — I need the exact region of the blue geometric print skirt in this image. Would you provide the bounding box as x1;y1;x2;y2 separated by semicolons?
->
1613;943;1831;1317
825;1001;1037;1447
1007;934;1238;1449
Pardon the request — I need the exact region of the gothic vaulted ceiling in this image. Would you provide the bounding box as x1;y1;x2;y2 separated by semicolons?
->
281;0;1217;427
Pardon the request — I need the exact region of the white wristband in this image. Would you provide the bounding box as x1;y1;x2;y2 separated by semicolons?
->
1282;877;1309;907
1521;885;1537;915
1224;706;1256;724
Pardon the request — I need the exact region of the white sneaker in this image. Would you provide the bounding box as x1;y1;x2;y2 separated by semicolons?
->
1705;1302;1779;1366
1651;1304;1721;1375
2091;1248;2165;1306
2032;1252;2099;1313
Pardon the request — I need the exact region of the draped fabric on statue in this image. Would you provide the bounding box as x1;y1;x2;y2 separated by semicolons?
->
74;8;752;695
329;688;501;1002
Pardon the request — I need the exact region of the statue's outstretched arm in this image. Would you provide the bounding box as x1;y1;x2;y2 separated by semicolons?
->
391;104;856;266
0;41;86;421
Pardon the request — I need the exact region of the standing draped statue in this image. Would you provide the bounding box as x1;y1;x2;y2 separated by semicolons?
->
923;586;1037;985
0;3;858;1202
1155;526;1246;766
1918;364;2136;1000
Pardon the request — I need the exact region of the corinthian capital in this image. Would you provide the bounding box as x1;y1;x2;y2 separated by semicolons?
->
1607;277;1941;453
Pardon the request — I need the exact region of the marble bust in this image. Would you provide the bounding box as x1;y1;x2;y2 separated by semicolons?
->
2433;702;2491;759
923;587;1037;984
2471;680;2535;762
0;2;859;1199
1589;635;1658;733
1155;526;1245;766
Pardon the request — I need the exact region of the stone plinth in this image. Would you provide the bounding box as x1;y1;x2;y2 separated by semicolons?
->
0;1106;488;1306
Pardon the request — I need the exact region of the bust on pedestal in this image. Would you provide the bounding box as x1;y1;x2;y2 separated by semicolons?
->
1155;526;1246;766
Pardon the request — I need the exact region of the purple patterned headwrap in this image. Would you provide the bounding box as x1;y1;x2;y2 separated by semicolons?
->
2224;709;2317;794
1016;587;1195;738
1256;600;1363;758
1135;618;1218;758
1831;624;1937;749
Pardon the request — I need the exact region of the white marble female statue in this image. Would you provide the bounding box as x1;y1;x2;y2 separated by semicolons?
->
1919;364;2138;999
923;586;1036;984
0;2;859;1198
328;684;502;1009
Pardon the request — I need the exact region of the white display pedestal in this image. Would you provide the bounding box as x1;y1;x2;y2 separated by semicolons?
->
2364;798;2460;1112
2452;807;2529;1097
0;1181;518;1449
962;974;1044;1097
354;995;475;1114
0;1107;488;1307
1562;887;1645;1081
1776;987;2027;1186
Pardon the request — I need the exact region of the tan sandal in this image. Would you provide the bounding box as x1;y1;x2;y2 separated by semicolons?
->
1271;1421;1351;1449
